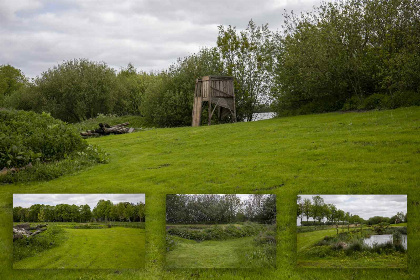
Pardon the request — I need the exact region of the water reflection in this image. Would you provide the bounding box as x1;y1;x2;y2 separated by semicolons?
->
243;112;275;122
363;234;407;250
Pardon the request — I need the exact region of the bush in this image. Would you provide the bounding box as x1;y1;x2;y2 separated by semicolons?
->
0;109;108;183
0;109;87;169
167;223;268;241
166;235;177;252
13;225;66;261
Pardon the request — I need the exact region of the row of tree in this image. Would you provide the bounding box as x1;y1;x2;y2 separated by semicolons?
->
13;199;145;223
166;194;276;224
1;0;418;125
297;195;407;226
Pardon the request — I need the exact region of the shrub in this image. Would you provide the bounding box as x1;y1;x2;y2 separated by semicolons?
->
13;225;66;261
359;94;391;110
0;109;87;169
0;109;108;183
166;235;177;252
167;223;269;241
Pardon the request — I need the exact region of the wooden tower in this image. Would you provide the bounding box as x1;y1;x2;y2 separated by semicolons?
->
192;76;236;126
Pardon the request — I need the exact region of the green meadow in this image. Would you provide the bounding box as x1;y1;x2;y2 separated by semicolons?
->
13;223;145;269
1;107;419;279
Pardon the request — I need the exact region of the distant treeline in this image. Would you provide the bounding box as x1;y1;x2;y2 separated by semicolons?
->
166;194;276;224
1;0;418;126
13;199;145;223
297;195;407;226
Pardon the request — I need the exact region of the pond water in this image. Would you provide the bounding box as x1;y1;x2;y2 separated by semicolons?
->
244;112;275;122
363;234;407;250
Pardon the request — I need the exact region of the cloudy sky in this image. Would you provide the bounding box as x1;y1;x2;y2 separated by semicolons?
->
298;195;407;222
1;0;325;78
13;194;145;208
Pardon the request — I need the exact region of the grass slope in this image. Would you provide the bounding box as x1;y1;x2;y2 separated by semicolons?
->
14;227;145;269
1;107;419;279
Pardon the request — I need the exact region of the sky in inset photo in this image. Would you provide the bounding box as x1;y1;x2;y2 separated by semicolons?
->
13;193;145;208
298;195;407;220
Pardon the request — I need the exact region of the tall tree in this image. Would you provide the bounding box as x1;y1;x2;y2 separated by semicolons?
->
217;20;276;121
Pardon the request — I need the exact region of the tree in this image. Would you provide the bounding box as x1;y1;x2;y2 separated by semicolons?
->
138;203;145;222
140;48;224;127
297;196;304;225
312;196;325;224
272;0;420;116
79;204;92;222
27;59;120;123
303;199;312;223
217;20;276;121
0;64;27;106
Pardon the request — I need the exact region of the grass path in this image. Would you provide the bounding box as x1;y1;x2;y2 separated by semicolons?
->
166;236;255;268
297;228;337;253
14;228;145;269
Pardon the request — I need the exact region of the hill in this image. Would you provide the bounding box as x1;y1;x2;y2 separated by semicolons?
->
1;107;419;279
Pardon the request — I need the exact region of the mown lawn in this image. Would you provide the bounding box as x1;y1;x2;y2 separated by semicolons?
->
1;107;419;279
166;236;267;268
13;226;145;269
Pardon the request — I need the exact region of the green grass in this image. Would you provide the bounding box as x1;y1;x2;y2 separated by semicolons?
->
166;236;275;268
13;226;145;269
1;107;419;279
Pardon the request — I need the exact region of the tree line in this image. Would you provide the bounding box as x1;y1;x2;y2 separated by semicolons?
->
297;195;407;226
166;194;276;224
1;0;418;126
13;199;145;223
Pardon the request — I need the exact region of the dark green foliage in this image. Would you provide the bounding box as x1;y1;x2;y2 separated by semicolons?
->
0;146;108;183
0;109;108;183
13;225;66;261
166;194;276;224
141;48;224;127
0;64;27;106
13;200;145;223
217;20;276;121
0;109;87;169
272;0;420;116
167;223;268;241
166;235;176;252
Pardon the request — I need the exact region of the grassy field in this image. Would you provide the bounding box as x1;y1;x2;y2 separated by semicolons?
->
13;223;145;269
297;226;407;268
1;107;419;279
166;236;274;268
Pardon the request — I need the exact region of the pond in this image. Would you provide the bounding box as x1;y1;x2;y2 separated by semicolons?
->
244;112;275;122
363;234;407;250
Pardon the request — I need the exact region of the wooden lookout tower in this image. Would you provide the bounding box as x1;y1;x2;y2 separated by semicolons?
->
192;76;236;126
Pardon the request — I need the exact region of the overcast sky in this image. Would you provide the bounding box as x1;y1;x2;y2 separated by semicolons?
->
298;195;407;222
13;194;145;208
1;0;325;78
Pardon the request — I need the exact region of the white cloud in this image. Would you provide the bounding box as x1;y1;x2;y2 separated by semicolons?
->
0;0;324;78
298;195;407;220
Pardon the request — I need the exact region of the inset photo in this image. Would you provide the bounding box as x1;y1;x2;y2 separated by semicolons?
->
297;195;407;268
13;193;145;269
165;194;276;268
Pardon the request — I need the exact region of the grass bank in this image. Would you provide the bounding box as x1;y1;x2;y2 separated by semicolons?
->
297;227;407;268
1;107;419;279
